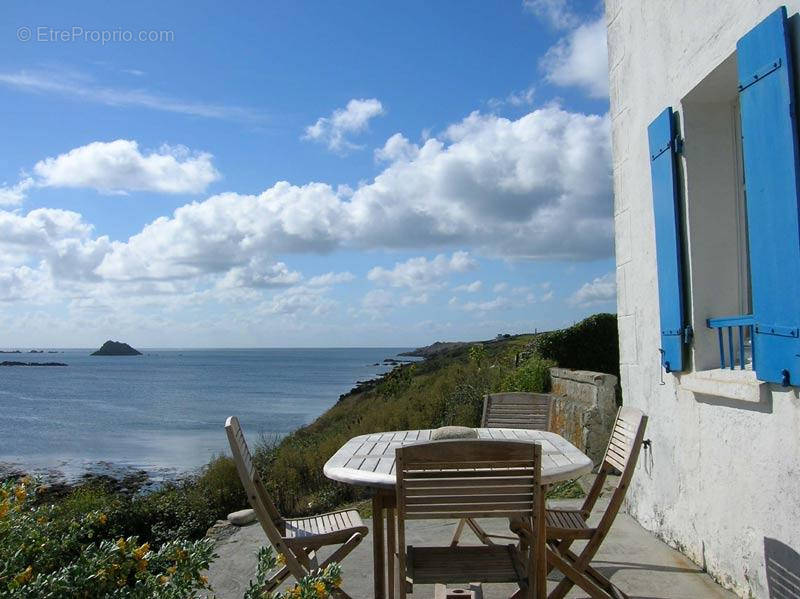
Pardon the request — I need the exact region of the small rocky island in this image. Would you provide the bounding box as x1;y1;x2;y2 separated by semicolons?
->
91;340;142;356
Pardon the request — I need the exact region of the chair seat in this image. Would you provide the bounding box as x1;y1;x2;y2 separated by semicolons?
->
407;545;526;585
284;509;367;547
546;508;594;540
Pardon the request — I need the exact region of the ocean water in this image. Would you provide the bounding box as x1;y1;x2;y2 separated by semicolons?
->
0;348;411;481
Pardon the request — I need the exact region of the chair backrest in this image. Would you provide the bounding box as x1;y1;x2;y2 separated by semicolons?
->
601;406;648;479
580;407;648;544
481;392;553;430
396;439;542;523
225;417;285;540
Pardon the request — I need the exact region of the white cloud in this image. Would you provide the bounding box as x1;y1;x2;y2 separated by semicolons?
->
0;177;34;206
375;133;420;163
461;296;512;313
541;17;609;99
307;271;356;286
33;140;220;194
488;86;536;110
91;106;611;282
569;272;616;306
263;285;337;316
0;265;52;302
0;69;263;122
304;98;385;152
368;251;477;289
362;288;394;310
493;282;509;293
453;280;482;293
523;0;580;29
216;258;301;290
0;104;612;321
361;288;428;317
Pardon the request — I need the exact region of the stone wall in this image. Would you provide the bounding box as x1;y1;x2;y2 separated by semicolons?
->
548;368;618;465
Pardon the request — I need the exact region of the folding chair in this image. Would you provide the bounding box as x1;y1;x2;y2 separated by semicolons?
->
451;393;553;547
225;416;368;598
395;439;545;599
514;407;648;599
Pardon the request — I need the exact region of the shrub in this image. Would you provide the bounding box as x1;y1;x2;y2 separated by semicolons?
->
501;356;555;392
0;478;215;598
244;545;342;599
532;313;619;377
439;383;484;427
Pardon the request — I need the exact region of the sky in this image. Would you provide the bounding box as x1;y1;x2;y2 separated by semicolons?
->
0;0;615;348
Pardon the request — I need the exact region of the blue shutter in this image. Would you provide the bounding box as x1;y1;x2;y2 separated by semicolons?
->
647;107;687;373
737;7;800;386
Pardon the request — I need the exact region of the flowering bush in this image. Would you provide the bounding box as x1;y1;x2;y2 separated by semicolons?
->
244;545;343;599
0;477;215;598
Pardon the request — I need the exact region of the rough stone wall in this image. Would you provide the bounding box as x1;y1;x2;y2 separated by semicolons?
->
549;368;618;465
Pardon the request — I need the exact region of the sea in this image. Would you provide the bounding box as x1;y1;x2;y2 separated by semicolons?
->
0;348;413;482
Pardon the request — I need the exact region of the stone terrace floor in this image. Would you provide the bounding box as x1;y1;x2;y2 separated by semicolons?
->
204;495;735;599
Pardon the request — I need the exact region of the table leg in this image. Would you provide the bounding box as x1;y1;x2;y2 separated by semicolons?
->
537;485;547;599
387;505;396;598
372;493;385;599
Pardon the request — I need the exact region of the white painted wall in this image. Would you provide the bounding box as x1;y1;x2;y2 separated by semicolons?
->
608;1;800;596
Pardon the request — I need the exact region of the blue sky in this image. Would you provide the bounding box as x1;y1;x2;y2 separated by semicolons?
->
0;1;615;348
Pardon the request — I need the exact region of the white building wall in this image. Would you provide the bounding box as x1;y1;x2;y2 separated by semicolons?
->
607;1;800;596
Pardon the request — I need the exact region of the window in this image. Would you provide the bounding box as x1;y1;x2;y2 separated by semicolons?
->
648;6;800;387
681;54;752;372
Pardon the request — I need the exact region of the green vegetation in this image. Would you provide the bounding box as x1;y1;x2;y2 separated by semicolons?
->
0;457;248;597
0;477;215;598
244;546;342;599
530;313;619;378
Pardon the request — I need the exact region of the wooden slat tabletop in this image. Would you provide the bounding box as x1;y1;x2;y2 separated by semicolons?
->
323;428;593;489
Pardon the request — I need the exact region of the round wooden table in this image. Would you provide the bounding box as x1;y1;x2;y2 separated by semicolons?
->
324;428;594;598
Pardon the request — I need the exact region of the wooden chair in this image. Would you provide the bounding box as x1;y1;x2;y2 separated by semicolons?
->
395;439;544;599
481;392;553;431
225;416;368;598
513;407;648;599
451;393;553;547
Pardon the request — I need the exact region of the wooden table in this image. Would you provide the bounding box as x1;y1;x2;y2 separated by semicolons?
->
323;428;594;598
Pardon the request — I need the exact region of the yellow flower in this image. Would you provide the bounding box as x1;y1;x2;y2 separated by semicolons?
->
13;566;33;586
36;516;47;524
133;542;150;560
0;501;9;519
174;548;188;561
14;486;27;503
314;580;327;597
97;513;108;525
116;538;127;551
167;566;177;574
276;553;286;566
20;476;32;485
136;559;148;572
158;575;169;585
199;575;209;586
